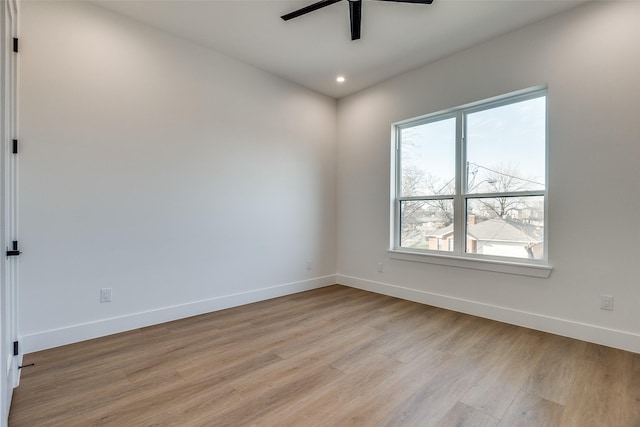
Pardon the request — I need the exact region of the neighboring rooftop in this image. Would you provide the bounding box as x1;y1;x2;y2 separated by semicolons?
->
430;218;538;243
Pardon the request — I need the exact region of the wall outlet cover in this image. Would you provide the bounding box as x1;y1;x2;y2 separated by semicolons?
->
100;288;112;303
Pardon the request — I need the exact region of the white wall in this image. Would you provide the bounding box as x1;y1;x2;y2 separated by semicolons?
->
19;0;640;355
19;1;337;352
336;1;640;353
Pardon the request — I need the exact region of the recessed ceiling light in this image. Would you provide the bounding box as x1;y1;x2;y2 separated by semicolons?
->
336;76;346;83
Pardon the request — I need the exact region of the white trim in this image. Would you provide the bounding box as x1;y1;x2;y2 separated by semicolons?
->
336;274;640;354
1;1;19;425
13;354;19;388
21;275;337;354
388;249;552;278
453;109;464;257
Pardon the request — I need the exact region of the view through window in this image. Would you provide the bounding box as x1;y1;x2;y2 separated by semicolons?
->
394;89;547;262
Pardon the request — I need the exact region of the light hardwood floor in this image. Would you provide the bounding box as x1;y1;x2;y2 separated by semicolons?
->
9;285;640;426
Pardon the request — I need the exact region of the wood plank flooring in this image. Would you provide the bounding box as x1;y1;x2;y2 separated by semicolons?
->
9;285;640;426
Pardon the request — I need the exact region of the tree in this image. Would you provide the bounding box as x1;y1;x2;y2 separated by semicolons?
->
400;166;453;247
467;162;543;221
400;160;544;248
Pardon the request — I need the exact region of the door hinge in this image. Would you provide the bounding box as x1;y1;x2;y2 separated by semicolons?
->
12;38;18;53
12;139;18;154
6;241;21;257
13;341;18;356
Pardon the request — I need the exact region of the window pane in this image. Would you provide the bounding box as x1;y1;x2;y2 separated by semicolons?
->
466;97;546;194
466;196;544;259
400;199;454;250
400;118;456;197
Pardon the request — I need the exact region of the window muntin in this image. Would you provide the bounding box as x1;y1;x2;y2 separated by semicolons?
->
393;88;547;264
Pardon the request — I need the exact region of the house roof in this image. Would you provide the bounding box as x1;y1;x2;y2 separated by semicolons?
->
429;224;453;238
429;218;538;243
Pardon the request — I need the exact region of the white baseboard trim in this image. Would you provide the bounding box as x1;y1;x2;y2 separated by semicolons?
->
337;274;640;354
23;273;639;355
22;275;337;354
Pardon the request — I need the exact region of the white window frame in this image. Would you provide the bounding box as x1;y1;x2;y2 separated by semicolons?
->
389;86;552;278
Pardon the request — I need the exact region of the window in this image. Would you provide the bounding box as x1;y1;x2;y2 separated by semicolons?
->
392;87;548;266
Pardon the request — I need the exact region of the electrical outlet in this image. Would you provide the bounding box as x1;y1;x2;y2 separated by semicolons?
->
100;288;112;303
306;260;312;271
600;294;613;311
376;262;384;273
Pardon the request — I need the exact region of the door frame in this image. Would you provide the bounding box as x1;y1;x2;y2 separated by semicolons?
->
1;0;20;424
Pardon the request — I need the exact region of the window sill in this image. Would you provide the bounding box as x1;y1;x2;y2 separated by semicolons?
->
387;249;552;278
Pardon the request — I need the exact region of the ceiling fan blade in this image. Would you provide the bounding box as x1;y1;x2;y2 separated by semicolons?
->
281;0;343;21
374;0;433;3
349;0;362;41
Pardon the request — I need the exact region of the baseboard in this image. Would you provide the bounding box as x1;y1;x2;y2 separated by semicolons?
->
22;275;337;354
337;274;640;354
23;273;640;355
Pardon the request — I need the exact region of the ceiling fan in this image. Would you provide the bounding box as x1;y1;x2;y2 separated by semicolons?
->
281;0;434;41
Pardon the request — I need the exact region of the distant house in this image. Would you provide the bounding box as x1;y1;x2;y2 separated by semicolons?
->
427;217;541;259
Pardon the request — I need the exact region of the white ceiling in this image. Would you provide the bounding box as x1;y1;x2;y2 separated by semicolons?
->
93;0;587;98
